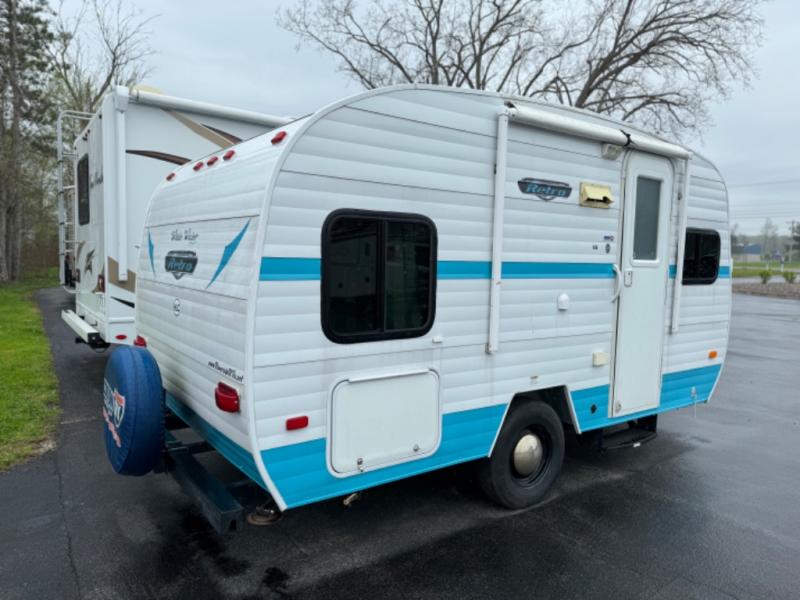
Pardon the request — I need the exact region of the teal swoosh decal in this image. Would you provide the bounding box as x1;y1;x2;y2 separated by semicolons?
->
148;231;155;274
207;220;250;288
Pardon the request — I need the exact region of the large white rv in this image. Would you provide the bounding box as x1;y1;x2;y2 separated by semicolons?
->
58;86;289;347
103;85;730;517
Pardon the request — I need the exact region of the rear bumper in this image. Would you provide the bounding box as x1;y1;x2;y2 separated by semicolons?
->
61;309;104;346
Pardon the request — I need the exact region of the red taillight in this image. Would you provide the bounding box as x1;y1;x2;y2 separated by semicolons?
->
97;273;105;293
166;172;175;181
286;415;308;431
115;334;127;341
193;161;204;171
223;149;235;161
215;382;240;413
133;335;147;347
271;130;287;145
206;155;219;166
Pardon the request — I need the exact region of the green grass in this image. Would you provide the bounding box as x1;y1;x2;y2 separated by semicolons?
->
0;268;60;471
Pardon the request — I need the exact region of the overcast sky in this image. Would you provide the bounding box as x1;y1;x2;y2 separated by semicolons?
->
68;0;799;235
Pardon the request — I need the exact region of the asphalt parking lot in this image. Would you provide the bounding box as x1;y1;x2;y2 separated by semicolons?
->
1;288;798;599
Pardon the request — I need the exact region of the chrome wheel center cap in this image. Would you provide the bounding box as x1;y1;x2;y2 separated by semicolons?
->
513;433;544;477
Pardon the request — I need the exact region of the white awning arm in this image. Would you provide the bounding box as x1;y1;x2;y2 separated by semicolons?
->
670;155;692;333
487;107;515;354
129;89;292;129
114;86;130;282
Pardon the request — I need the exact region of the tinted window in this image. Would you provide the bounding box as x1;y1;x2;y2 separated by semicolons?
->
683;229;721;285
77;155;90;225
322;210;437;343
632;176;661;261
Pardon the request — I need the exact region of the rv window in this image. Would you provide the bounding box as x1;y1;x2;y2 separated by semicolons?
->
682;228;721;285
322;210;437;343
77;155;90;225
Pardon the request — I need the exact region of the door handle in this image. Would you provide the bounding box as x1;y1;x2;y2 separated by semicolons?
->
611;264;622;302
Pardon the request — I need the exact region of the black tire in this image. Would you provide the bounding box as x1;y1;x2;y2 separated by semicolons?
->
477;400;565;509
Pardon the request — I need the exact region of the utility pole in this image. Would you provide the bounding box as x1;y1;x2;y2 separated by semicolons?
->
788;220;796;264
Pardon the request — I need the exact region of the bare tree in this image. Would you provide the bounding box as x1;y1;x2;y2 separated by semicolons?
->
279;0;763;135
49;0;155;113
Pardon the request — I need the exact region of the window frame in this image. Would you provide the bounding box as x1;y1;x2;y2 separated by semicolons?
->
682;227;721;286
77;154;90;226
321;208;438;344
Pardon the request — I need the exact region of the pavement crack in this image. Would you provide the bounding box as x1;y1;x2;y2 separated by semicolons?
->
54;449;82;599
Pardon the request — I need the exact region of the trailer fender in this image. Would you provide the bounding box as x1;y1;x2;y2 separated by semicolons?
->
102;346;164;475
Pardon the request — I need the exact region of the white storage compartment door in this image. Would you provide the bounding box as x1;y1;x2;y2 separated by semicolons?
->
330;370;441;475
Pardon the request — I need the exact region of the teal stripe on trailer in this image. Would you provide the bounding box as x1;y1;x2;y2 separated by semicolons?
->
438;260;491;279
165;393;266;489
571;364;722;432
260;257;320;281
259;257;615;282
262;404;507;509
502;262;614;279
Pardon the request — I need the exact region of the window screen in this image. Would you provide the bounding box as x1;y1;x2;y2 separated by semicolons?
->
322;210;437;343
632;176;661;261
77;155;90;225
682;228;721;285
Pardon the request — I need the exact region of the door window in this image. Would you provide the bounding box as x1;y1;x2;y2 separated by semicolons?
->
632;176;661;261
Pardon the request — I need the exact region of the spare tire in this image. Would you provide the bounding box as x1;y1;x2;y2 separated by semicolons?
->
102;346;164;475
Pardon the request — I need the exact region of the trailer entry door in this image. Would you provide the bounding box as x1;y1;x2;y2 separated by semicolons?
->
612;153;672;417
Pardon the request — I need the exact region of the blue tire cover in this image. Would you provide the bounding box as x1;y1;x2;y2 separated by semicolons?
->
102;346;164;476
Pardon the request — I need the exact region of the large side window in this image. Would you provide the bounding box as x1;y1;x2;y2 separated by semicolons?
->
77;154;90;225
322;209;437;343
682;228;721;285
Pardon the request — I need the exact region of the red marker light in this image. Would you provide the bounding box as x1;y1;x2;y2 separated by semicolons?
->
193;161;204;171
286;415;309;431
271;130;287;145
115;334;127;341
133;335;147;347
206;155;219;166
215;382;240;413
223;149;235;161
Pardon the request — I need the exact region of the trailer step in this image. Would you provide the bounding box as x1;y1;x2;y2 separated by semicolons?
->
600;415;658;451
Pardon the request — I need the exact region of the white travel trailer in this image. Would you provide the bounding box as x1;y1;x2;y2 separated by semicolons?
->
58;86;289;347
106;85;730;517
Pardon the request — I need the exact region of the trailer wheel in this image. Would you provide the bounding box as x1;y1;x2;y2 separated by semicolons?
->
102;346;164;476
477;401;564;509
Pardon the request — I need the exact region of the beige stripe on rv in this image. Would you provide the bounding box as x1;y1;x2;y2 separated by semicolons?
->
108;257;136;293
165;110;234;148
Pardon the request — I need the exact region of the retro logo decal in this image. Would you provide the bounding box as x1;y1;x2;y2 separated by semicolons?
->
164;250;198;279
517;178;572;201
102;379;126;448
